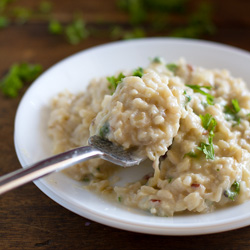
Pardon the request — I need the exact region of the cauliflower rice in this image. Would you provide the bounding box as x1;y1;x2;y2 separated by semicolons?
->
48;57;250;216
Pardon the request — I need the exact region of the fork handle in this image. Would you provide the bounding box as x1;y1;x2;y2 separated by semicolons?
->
0;146;102;195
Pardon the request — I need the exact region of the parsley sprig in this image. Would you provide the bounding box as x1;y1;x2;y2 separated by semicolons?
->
151;57;163;64
186;84;214;105
199;113;217;136
107;72;125;93
133;67;144;77
224;99;241;125
0;63;43;97
197;113;217;160
166;63;178;72
183;90;191;106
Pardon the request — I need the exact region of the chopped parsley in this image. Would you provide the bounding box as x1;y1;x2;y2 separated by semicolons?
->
0;15;9;28
39;1;52;14
201;101;209;108
48;19;63;35
133;67;144;77
99;122;110;138
224;181;240;201
0;63;43;97
184;151;197;158
166;63;178;72
197;113;217;160
199;113;217;136
197;137;215;160
151;56;163;63
12;7;32;24
224;99;241;125
107;72;125;93
183;90;191;106
118;196;122;202
185;84;214;105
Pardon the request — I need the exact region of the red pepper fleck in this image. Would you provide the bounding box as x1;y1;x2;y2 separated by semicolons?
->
191;183;200;188
151;199;161;203
187;64;194;72
143;173;153;180
202;130;209;135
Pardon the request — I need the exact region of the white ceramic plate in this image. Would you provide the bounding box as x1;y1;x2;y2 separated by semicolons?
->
14;38;250;235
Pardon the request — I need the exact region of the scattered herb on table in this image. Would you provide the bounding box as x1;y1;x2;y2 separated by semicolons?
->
39;1;52;14
65;16;89;45
224;181;240;201
0;0;13;11
48;19;63;35
0;63;43;97
12;7;32;24
0;15;9;28
170;2;215;38
185;84;214;105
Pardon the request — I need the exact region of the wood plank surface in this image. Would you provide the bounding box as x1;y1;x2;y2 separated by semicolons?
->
1;0;250;249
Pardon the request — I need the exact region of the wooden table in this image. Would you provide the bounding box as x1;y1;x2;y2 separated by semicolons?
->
1;0;250;249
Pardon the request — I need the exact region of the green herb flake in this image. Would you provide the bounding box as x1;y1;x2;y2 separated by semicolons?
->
168;177;173;183
224;181;240;201
48;19;63;35
224;99;241;125
133;67;144;77
166;63;178;72
82;176;90;182
197;140;214;160
199;113;217;136
39;1;52;14
151;57;163;64
186;84;214;105
201;101;208;108
183;90;191;106
197;113;217;160
0;0;13;11
107;72;125;93
118;196;122;202
123;27;145;39
12;7;32;24
184;151;197;158
0;15;9;29
99;122;110;138
231;99;240;113
0;63;43;97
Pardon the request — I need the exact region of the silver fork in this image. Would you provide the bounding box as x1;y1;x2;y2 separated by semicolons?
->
0;135;143;195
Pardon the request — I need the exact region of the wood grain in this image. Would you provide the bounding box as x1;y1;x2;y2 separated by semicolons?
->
1;0;250;249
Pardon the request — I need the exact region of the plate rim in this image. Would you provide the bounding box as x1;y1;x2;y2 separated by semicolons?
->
14;37;250;235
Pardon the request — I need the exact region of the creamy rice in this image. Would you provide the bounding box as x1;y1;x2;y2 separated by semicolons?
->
48;57;250;216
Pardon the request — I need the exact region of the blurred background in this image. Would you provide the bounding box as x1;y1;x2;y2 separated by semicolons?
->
1;0;250;249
